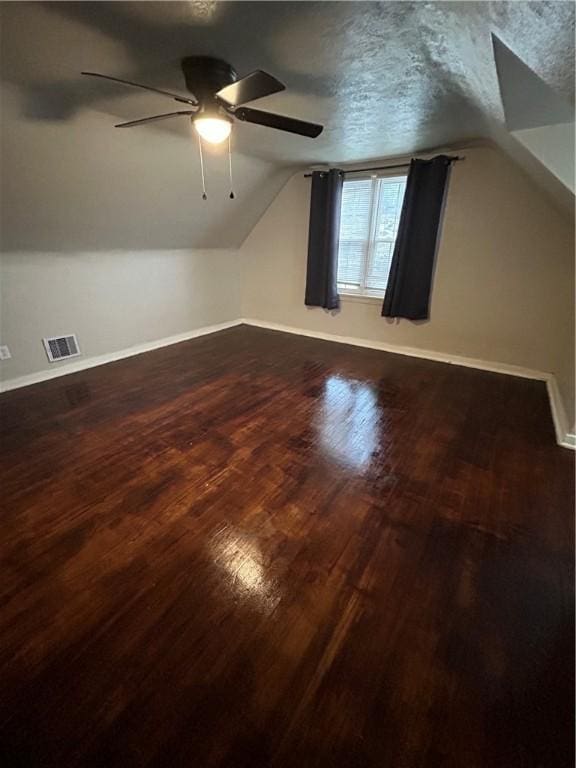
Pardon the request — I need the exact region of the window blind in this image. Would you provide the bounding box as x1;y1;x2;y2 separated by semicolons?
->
337;175;407;296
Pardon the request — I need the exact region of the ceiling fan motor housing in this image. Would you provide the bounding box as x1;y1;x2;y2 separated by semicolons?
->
181;56;237;109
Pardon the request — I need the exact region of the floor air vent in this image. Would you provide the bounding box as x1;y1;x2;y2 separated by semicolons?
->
43;334;81;362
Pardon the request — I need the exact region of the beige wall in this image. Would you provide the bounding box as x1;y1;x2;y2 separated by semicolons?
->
0;249;240;382
241;145;575;432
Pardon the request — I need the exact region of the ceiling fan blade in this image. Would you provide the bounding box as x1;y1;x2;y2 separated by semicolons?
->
234;107;323;138
216;70;285;107
115;111;196;128
82;72;197;106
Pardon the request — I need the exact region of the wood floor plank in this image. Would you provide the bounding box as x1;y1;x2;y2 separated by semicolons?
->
0;325;573;767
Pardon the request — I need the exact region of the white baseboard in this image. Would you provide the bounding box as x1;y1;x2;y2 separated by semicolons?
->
241;317;547;378
241;317;575;450
546;376;576;449
2;315;573;450
0;319;242;394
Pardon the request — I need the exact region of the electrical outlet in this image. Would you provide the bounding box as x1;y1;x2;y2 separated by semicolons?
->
0;345;12;361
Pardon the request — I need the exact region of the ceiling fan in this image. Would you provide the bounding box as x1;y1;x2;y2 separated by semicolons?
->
82;56;324;144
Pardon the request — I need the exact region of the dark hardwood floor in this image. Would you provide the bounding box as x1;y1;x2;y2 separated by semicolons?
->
0;325;573;768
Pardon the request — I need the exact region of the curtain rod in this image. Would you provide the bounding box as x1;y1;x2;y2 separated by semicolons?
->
304;155;463;177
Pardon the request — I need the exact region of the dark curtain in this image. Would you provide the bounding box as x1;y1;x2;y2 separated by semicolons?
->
305;169;343;310
382;155;452;320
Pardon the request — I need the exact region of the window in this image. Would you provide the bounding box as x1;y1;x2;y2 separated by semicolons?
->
337;174;407;297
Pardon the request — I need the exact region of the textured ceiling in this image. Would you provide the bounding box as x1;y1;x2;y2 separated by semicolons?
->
1;1;574;250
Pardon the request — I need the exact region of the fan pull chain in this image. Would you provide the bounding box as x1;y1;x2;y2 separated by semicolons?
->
228;133;235;200
198;135;207;200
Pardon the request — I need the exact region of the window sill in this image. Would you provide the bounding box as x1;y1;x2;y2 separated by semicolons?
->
339;293;384;305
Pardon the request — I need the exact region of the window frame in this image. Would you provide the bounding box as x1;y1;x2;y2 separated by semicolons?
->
337;170;407;300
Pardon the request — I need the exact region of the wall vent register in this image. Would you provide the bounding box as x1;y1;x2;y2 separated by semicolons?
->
43;335;81;362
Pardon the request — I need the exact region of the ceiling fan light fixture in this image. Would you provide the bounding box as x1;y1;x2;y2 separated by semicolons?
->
193;116;232;144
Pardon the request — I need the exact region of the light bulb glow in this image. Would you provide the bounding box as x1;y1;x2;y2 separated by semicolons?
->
194;117;231;144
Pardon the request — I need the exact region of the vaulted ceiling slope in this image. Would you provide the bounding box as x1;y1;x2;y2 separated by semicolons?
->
1;1;573;252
